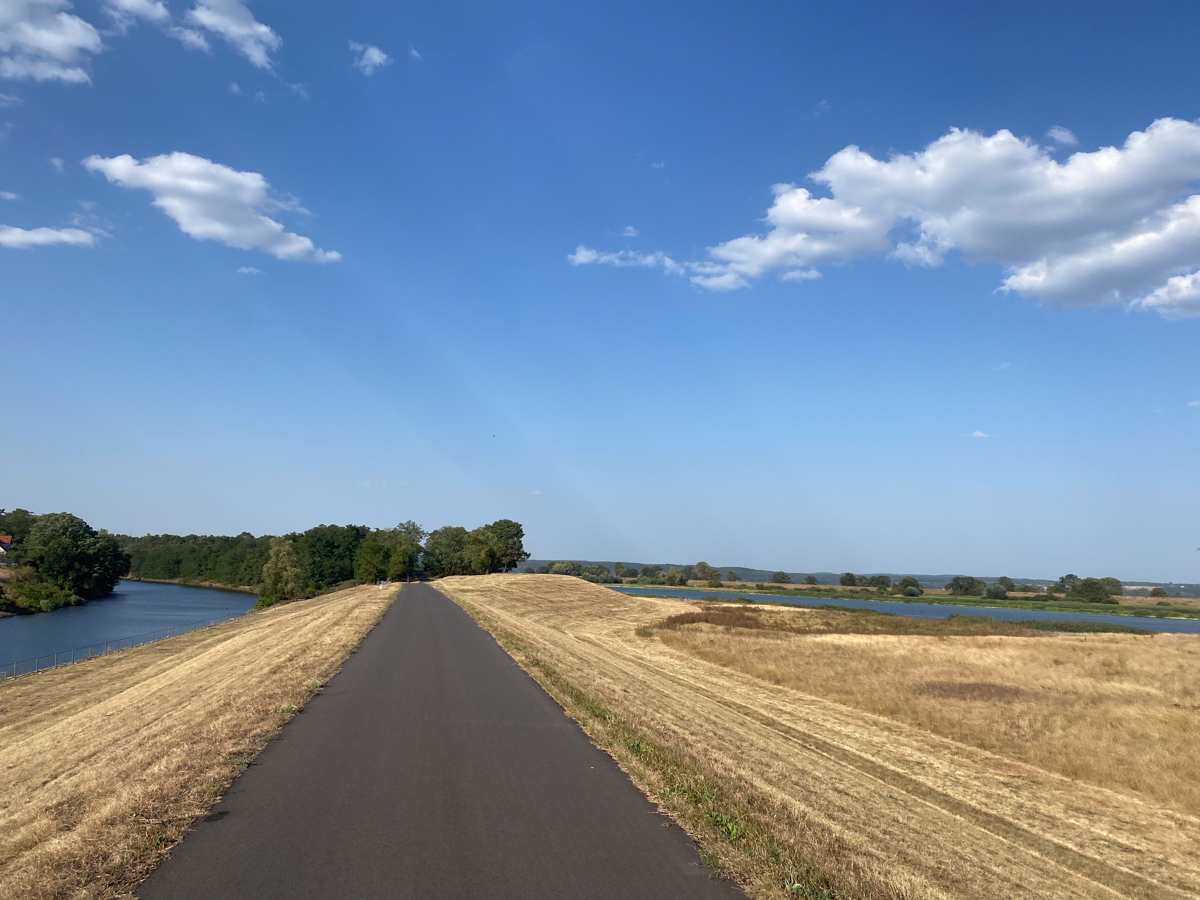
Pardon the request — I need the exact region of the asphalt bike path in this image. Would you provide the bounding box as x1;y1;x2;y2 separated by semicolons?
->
137;583;745;900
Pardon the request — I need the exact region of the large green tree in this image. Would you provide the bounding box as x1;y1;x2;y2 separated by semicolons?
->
354;540;391;583
422;526;469;577
484;519;530;572
23;512;129;601
259;537;305;607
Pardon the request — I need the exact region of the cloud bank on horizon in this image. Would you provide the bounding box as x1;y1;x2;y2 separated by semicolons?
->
571;118;1200;318
84;152;340;262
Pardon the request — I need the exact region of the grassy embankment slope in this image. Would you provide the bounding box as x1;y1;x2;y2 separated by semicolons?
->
437;574;1200;900
0;583;398;900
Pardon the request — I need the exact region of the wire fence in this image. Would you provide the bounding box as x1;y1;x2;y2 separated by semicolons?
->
0;610;249;682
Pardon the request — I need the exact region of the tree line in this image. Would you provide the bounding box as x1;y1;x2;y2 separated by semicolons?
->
120;518;530;608
0;509;130;613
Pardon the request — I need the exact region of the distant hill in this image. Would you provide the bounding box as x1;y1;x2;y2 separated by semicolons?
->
518;560;1200;596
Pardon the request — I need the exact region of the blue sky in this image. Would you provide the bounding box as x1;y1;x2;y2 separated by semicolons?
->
3;0;1199;581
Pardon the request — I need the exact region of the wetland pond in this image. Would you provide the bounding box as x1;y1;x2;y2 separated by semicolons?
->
608;586;1200;634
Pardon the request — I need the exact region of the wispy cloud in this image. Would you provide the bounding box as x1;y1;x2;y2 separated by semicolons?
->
0;224;93;248
1047;125;1077;145
568;245;682;275
409;46;421;61
186;0;281;69
651;161;664;169
620;225;638;237
349;41;391;75
971;431;990;438
236;265;261;274
50;157;63;172
0;191;17;200
1189;400;1200;407
994;361;1011;371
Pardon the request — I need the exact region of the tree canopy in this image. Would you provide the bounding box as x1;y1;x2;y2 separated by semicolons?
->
1;511;130;613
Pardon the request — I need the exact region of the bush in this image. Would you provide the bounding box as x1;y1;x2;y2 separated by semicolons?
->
896;576;923;596
725;570;740;582
839;572;857;587
902;586;922;597
771;571;793;584
1067;577;1119;604
802;575;818;585
984;583;1008;601
1150;587;1169;598
945;576;987;597
0;568;79;613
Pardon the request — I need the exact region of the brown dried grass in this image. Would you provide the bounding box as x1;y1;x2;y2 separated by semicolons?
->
0;583;397;900
658;616;1200;815
437;574;1200;900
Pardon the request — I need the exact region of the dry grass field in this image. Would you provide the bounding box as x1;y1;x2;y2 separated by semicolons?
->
0;582;398;900
436;574;1200;900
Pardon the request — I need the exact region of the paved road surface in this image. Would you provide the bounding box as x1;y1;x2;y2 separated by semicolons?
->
138;583;744;900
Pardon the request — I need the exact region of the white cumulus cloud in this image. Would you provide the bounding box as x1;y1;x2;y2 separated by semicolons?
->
0;223;92;247
84;151;340;262
349;40;390;75
186;0;279;69
0;0;103;83
577;118;1200;318
621;225;638;237
971;431;990;438
236;264;260;274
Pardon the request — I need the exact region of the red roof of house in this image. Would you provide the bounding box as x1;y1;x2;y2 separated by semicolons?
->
0;536;10;546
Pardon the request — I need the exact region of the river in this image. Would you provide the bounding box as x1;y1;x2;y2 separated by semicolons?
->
0;580;259;668
607;586;1200;634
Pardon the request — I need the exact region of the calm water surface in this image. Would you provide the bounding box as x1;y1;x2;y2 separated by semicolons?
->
0;580;258;665
607;586;1200;634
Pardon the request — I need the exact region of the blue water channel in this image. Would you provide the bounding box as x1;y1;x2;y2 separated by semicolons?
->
607;586;1200;634
0;580;259;666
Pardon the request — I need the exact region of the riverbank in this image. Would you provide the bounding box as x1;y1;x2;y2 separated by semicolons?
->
628;582;1200;620
0;582;399;900
438;574;1199;900
123;576;258;595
